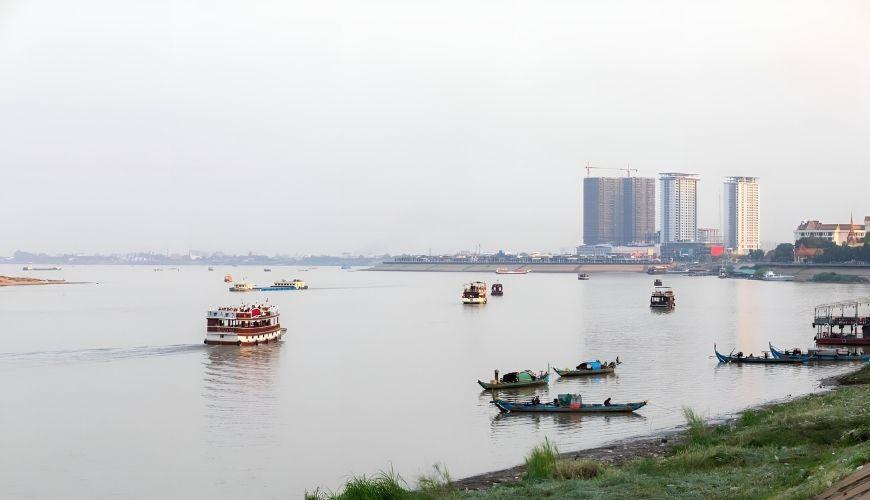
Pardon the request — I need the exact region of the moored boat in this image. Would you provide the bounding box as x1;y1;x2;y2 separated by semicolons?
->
259;279;308;291
491;283;503;296
761;270;795;282
650;286;675;309
495;268;531;275
494;394;646;414
462;281;488;304
554;359;618;377
769;342;870;362
478;369;548;390
812;299;870;346
714;344;808;364
205;303;286;345
577;273;590;280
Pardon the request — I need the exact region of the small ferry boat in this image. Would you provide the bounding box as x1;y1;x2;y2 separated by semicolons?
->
653;278;663;286
761;270;795;282
495;268;531;275
554;359;618;377
224;274;233;283
208;267;215;271
650;286;675;309
577;273;590;280
494;394;646;414
478;369;549;390
205;303;286;345
462;281;488;304
264;268;272;272
229;281;255;292
718;270;727;279
714;344;808;364
491;283;503;296
813;299;870;346
259;279;308;291
769;342;870;362
341;265;352;270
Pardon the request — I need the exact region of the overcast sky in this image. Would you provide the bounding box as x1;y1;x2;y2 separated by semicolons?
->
1;0;868;256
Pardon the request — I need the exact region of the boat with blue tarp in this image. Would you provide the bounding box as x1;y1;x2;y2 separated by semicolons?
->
494;394;646;414
769;342;870;362
714;344;809;364
554;359;618;377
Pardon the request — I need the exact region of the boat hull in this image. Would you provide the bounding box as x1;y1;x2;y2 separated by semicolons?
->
259;286;305;291
205;327;286;346
463;297;487;304
714;346;807;364
770;343;870;362
554;367;615;377
494;399;645;413
478;374;549;390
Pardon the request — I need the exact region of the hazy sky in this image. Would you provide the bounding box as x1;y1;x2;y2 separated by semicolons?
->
1;0;868;256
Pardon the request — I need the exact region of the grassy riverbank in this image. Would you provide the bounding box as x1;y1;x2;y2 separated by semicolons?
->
308;364;870;499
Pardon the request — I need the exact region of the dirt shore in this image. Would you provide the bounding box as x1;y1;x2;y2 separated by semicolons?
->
0;275;68;286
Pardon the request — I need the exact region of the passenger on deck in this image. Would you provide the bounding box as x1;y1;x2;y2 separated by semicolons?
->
604;397;612;406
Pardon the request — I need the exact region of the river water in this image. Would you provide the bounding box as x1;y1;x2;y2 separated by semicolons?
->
0;265;866;498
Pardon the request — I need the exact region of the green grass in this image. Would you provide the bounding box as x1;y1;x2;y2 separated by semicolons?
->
305;465;459;500
524;438;559;480
465;384;870;499
837;362;870;385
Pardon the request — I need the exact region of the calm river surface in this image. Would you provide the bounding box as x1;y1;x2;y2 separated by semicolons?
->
1;265;867;498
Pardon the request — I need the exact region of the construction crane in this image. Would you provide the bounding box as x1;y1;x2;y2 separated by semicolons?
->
584;162;639;177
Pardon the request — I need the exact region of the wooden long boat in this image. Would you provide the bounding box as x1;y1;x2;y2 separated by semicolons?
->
769;343;870;362
478;372;549;390
494;399;646;414
714;345;808;364
553;366;615;377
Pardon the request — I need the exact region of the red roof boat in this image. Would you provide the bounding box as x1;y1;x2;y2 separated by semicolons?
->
813;299;870;346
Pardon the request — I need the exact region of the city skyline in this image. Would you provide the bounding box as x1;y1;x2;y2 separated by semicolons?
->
2;1;869;256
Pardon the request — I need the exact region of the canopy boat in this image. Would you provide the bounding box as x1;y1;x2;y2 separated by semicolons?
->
577;273;590;280
205;303;286;346
653;278;663;286
491;283;503;296
769;342;870;362
229;281;255;292
714;344;809;364
494;394;646;414
554;359;617;377
761;270;795;282
650;286;675;309
478;369;548;390
462;281;488;304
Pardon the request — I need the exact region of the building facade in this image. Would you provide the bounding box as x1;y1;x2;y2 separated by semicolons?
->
659;173;699;243
582;177;655;245
723;176;760;255
698;227;722;244
794;216;868;246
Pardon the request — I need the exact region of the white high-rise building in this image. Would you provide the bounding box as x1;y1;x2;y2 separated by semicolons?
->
659;173;699;243
724;176;760;254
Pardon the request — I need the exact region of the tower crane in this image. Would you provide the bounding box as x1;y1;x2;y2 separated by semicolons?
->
584;162;639;177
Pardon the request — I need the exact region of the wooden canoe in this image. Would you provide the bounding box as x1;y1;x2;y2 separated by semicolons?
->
494;399;646;414
478;373;549;390
714;344;808;364
553;366;615;377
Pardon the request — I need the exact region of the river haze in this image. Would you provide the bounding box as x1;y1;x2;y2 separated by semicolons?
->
0;265;865;498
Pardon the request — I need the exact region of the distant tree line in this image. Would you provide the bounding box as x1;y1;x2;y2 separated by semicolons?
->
789;237;870;264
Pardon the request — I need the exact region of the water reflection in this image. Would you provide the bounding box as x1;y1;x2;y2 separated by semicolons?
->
201;344;283;446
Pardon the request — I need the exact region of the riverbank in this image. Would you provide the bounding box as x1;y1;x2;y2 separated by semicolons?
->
309;364;870;499
0;275;67;286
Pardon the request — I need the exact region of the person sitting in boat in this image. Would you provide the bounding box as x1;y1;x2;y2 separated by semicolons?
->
501;372;519;383
531;396;540;405
604;397;612;406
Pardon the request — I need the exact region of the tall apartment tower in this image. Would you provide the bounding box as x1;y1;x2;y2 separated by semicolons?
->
659;173;699;243
583;177;655;245
723;176;760;254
